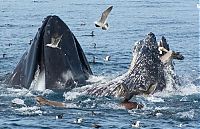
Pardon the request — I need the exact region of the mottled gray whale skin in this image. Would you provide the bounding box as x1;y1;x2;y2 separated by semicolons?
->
5;15;92;91
120;32;166;99
85;32;184;100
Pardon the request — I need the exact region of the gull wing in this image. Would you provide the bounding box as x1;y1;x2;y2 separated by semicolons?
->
99;6;113;23
50;34;63;46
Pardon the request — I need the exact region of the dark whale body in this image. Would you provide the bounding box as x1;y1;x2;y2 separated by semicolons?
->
6;15;92;91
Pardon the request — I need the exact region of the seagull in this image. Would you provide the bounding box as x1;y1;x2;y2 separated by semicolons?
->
82;31;95;37
197;4;200;9
74;118;83;124
90;31;95;36
132;121;140;128
91;111;96;116
80;21;86;26
104;55;110;61
93;43;96;48
92;56;96;63
2;53;6;58
92;124;102;128
29;39;33;45
94;6;113;30
56;114;64;119
46;34;63;49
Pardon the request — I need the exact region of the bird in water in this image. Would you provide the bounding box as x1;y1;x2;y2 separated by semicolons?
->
2;53;6;58
46;34;63;49
92;123;102;128
74;118;83;124
56;114;64;119
91;111;96;116
92;56;96;63
82;31;95;37
29;39;33;45
104;55;110;61
93;43;96;48
94;6;113;30
132;121;140;128
90;31;95;36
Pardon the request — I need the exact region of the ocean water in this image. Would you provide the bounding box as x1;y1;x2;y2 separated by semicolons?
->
0;0;199;128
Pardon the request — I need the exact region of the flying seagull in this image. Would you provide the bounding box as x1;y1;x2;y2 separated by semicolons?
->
46;34;63;49
94;6;113;30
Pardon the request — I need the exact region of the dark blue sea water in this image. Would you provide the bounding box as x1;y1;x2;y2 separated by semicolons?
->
0;0;199;128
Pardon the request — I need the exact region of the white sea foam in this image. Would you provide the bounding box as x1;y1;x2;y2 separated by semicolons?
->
178;84;200;96
63;91;83;100
155;106;169;110
101;102;124;110
64;103;78;108
11;98;26;107
152;82;200;98
176;109;195;120
156;112;163;117
146;95;165;103
15;106;45;115
3;88;33;97
86;75;108;83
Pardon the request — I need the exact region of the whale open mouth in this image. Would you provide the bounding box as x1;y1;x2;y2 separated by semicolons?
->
5;15;93;91
83;32;184;100
120;32;166;98
121;32;184;99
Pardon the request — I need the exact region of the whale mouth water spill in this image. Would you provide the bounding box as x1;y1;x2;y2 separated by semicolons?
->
30;67;45;91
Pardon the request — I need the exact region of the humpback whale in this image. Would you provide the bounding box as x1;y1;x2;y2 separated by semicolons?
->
84;32;184;100
5;15;92;91
34;32;184;110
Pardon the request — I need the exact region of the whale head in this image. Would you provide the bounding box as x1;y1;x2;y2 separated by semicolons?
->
6;15;92;91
